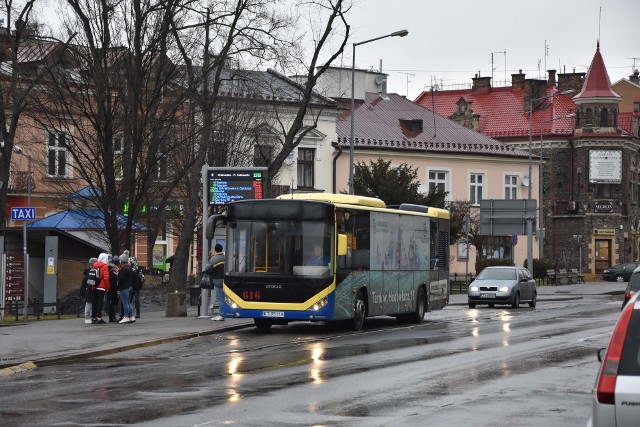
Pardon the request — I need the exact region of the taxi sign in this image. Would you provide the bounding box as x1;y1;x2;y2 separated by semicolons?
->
11;207;35;221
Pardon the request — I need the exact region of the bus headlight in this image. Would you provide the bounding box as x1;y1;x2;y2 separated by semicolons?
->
225;294;239;309
307;297;328;311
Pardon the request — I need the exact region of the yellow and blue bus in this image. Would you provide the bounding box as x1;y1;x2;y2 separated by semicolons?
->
207;193;450;330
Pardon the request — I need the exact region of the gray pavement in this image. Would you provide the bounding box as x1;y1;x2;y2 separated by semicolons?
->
0;281;626;376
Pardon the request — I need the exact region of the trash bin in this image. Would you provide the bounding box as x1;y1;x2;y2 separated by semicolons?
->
189;286;200;306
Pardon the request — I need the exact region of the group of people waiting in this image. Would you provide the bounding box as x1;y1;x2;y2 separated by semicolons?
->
80;250;144;325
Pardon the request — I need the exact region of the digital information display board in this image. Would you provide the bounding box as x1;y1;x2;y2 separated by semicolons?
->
207;167;267;205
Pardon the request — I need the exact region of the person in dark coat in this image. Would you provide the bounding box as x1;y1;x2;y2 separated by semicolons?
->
117;251;136;324
107;255;120;323
206;244;225;321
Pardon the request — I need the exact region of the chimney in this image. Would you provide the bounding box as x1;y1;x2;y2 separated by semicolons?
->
511;70;525;90
524;78;547;111
630;69;640;85
547;69;557;85
557;70;586;93
471;74;492;93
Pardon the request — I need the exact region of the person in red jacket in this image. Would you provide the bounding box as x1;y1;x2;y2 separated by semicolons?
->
91;252;111;324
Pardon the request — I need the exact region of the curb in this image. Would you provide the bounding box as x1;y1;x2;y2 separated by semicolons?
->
448;295;584;306
0;322;254;376
0;361;37;377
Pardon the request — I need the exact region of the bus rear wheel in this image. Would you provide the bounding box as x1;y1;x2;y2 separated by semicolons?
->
254;318;273;330
353;291;366;331
409;287;426;324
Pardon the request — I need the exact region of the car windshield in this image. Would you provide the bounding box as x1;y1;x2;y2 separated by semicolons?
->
477;268;517;280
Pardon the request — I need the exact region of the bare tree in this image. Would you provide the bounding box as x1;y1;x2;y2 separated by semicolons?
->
166;0;351;289
0;1;54;224
29;0;192;257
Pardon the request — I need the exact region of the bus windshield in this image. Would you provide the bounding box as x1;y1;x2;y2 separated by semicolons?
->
227;219;333;278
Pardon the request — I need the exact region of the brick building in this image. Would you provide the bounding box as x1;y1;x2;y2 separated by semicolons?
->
416;42;640;279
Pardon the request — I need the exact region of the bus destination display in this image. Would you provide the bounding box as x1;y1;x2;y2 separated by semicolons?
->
208;168;266;205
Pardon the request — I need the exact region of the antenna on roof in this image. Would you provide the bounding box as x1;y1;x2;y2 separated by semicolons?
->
598;5;602;42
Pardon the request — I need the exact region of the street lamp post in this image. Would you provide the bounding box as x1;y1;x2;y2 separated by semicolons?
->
527;89;575;272
12;146;32;321
349;29;409;195
539;113;576;259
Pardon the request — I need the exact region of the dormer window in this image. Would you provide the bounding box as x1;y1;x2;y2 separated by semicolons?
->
399;119;423;132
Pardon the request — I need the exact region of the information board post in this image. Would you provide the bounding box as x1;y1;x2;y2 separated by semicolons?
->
200;167;267;319
201;165;211;318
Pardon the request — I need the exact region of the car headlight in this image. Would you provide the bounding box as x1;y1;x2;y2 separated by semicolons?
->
603;270;610;274
470;286;479;292
499;286;511;292
307;297;328;311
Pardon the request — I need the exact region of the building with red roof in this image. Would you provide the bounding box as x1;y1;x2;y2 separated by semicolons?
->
415;42;640;279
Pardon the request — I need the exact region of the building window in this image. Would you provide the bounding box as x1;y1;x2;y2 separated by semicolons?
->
505;175;518;199
48;131;69;177
429;170;448;193
595;184;611;198
253;144;272;167
297;148;314;189
600;108;608;127
470;173;484;205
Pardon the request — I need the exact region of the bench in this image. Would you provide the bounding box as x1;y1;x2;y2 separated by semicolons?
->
559;268;575;284
546;269;560;285
572;269;585;283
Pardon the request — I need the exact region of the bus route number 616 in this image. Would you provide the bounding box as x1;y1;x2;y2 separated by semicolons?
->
242;290;261;300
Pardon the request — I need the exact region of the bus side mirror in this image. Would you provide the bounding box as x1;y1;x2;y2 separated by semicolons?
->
337;234;347;256
206;214;226;240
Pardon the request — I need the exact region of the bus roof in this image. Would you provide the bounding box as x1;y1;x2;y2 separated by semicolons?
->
275;193;450;219
276;193;386;208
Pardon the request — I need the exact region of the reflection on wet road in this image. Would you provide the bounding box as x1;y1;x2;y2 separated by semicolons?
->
0;298;621;426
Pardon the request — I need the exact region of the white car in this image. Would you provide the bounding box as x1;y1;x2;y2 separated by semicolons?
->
467;266;537;309
588;292;640;426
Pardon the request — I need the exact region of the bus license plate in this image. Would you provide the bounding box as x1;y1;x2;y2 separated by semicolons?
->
262;311;285;318
480;293;496;298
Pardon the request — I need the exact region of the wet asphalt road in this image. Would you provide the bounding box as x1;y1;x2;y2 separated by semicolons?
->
0;294;621;426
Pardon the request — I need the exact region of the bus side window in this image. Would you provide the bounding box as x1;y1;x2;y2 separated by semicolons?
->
353;250;370;270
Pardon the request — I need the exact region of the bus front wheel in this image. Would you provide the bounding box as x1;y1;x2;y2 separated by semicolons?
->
254;318;273;330
353;291;367;331
409;287;426;324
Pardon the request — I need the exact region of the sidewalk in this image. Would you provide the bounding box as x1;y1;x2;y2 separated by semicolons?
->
0;281;626;376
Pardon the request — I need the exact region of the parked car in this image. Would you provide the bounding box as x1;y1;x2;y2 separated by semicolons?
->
587;292;640;427
467;266;537;309
602;262;640;282
621;266;640;309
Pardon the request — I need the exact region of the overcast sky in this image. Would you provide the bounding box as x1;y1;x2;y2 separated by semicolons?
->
343;0;638;99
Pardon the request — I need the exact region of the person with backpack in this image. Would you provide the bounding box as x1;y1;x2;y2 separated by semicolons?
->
116;251;136;324
80;257;98;324
92;253;111;324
